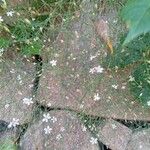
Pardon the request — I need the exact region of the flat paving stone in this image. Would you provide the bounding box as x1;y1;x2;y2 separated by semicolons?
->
97;119;132;150
126;129;150;150
20;110;99;150
36;0;150;121
0;57;36;125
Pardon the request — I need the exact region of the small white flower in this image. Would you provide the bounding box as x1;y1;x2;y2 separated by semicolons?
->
0;48;4;56
89;67;96;74
60;127;65;132
0;48;4;53
6;11;14;17
44;126;52;134
56;134;62;140
121;86;126;89
5;104;10;109
90;137;98;145
111;124;117;129
23;98;33;106
8;118;19;128
129;75;135;82
112;84;118;89
10;69;15;73
139;145;143;149
81;125;87;132
95;65;104;73
51;116;57;123
94;93;101;101
90;55;97;61
42;113;51;122
89;65;104;74
80;104;84;109
0;16;3;22
49;60;57;66
47;103;52;107
147;101;150;106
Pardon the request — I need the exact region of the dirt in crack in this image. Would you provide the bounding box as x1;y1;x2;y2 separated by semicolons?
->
32;55;43;96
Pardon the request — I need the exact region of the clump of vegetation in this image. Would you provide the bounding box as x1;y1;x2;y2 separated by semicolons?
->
105;0;150;107
0;0;81;57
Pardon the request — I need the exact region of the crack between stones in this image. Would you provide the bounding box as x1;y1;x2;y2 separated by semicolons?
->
32;55;43;97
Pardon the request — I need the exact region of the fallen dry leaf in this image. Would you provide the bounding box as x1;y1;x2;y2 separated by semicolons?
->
94;19;113;54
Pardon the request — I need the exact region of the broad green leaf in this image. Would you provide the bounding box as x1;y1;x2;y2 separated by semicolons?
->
121;0;150;44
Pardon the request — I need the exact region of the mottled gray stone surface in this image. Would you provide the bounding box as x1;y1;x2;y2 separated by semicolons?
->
126;129;150;150
0;58;36;125
20;110;99;150
97;119;132;150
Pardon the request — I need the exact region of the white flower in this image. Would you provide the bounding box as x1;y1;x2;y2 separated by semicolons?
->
121;86;126;89
89;68;96;74
47;103;52;107
95;65;104;73
5;104;10;109
81;125;87;132
112;84;118;89
51;116;57;123
0;16;3;22
129;75;135;82
42;113;51;122
90;55;97;61
6;11;14;17
60;127;65;132
147;101;150;106
90;137;98;145
89;65;104;74
49;60;57;66
44;126;52;134
0;48;4;56
94;93;101;101
111;124;117;129
23;97;33;106
8;118;19;128
56;134;62;140
0;48;4;53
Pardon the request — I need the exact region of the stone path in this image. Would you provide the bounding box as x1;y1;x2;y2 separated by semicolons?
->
0;0;150;149
20;110;99;150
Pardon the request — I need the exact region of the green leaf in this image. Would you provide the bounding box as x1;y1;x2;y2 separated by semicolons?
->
121;0;150;44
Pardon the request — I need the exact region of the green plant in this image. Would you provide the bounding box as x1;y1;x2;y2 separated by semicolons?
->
105;0;150;107
0;0;82;56
121;0;150;44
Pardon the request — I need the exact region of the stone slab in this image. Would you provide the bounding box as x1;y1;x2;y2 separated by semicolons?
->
126;129;150;150
97;119;132;150
0;57;36;125
20;110;99;150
